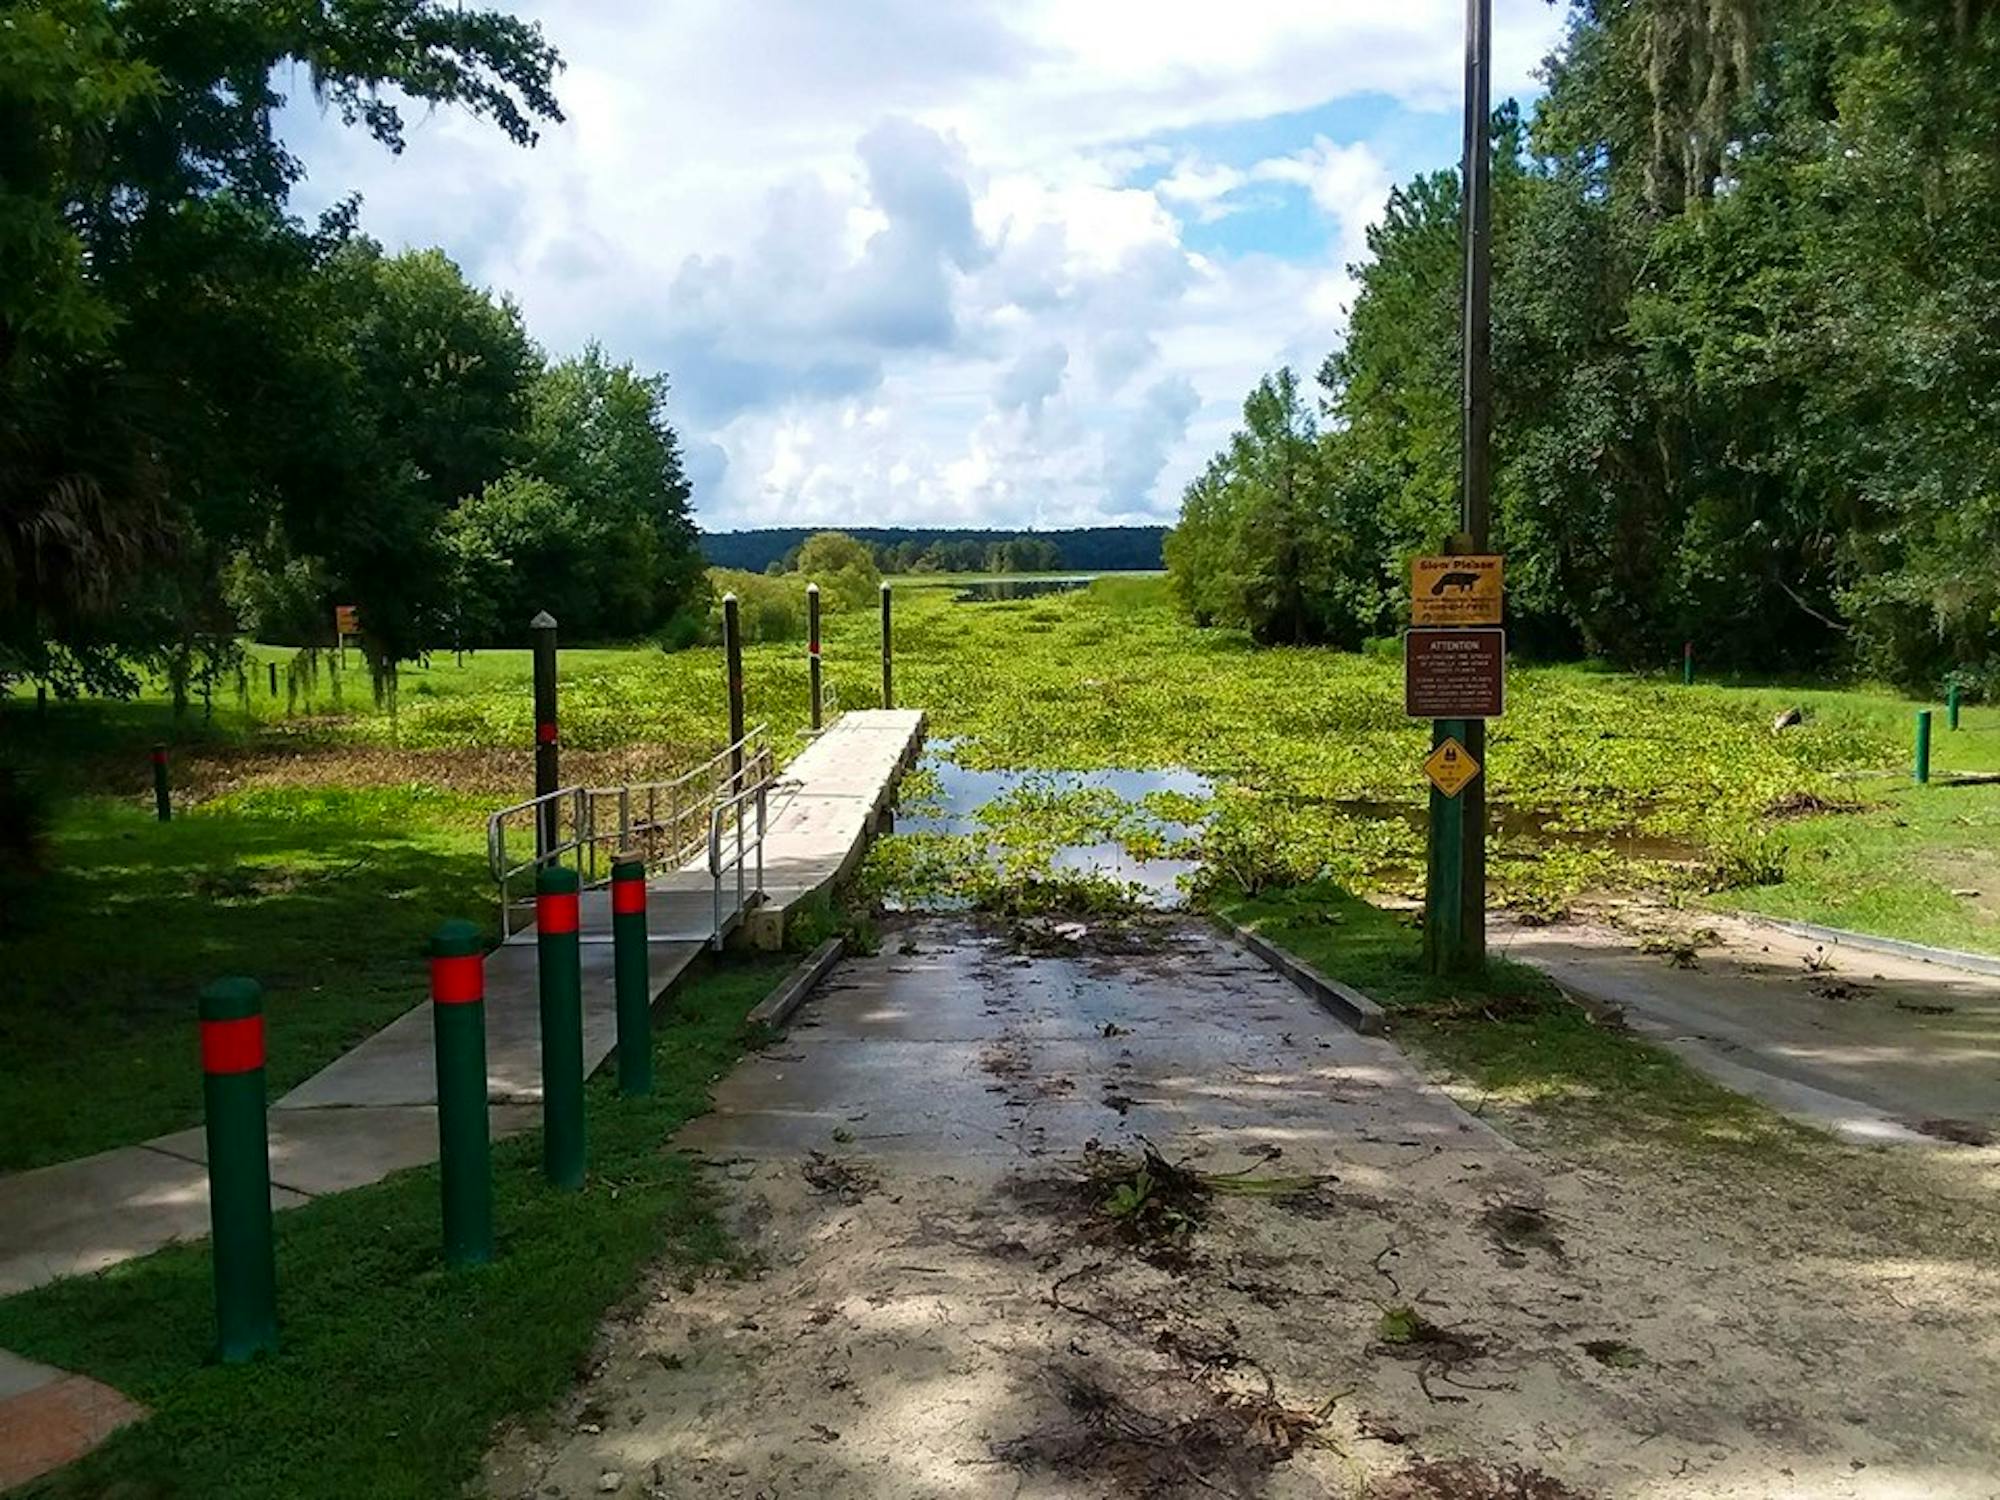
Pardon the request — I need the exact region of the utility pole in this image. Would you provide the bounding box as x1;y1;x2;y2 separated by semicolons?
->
1454;0;1492;970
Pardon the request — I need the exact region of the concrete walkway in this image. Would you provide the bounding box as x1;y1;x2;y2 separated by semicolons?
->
1497;909;2000;1146
0;710;925;1302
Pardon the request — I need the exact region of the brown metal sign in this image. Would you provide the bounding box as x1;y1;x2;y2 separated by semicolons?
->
1404;628;1505;718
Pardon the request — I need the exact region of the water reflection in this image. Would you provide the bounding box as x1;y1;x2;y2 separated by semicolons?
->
894;739;1212;906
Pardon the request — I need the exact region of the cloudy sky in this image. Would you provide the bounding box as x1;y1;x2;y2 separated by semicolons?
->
281;1;1568;532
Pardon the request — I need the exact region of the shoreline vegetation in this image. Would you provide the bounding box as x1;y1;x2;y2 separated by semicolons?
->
4;574;1987;1171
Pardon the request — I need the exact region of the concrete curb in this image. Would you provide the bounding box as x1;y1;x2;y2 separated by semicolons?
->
747;938;846;1028
1737;914;2000;979
1214;918;1387;1035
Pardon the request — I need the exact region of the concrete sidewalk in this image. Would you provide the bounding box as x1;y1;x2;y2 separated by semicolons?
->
1497;909;2000;1145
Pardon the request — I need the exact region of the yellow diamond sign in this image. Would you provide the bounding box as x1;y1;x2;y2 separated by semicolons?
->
1423;737;1480;798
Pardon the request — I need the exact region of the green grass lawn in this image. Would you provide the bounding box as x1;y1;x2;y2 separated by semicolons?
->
0;789;490;1172
0;953;792;1500
1720;777;2000;954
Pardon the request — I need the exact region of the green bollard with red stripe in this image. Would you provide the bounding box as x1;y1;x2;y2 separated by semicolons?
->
611;854;653;1097
536;864;586;1189
199;977;278;1361
429;920;492;1265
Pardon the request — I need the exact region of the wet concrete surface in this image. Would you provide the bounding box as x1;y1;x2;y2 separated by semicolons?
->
679;915;1497;1174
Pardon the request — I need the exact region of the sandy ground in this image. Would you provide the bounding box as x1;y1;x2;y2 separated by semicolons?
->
485;917;2000;1500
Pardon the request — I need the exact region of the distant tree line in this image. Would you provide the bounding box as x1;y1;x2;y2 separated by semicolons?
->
701;527;1165;576
2;0;705;712
1169;0;2000;694
788;535;1061;575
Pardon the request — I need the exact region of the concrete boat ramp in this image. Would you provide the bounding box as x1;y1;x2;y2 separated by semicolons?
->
0;711;924;1299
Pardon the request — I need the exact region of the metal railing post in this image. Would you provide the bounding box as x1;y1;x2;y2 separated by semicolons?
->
709;812;724;950
492;822;509;937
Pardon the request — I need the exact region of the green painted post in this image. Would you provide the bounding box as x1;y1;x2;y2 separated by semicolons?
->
807;583;823;733
1914;710;1932;785
535;864;585;1189
151;744;171;822
1423;721;1469;974
1948;684;1961;731
428;920;492;1266
199;977;278;1361
611;854;652;1097
880;582;893;709
1682;640;1693;686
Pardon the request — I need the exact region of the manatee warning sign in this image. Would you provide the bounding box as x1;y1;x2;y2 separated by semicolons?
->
1411;555;1502;626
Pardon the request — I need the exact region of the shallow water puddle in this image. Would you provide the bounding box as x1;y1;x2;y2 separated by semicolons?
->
887;738;1212;906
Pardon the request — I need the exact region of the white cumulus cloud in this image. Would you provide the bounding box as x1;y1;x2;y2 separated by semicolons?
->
279;0;1563;529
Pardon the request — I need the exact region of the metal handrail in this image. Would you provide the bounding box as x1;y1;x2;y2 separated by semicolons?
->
577;725;771;875
707;772;772;950
487;786;589;939
485;724;778;943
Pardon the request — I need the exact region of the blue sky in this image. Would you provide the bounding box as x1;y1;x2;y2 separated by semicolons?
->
280;1;1567;531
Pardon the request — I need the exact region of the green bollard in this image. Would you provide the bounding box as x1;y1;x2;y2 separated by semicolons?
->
1948;684;1961;731
428;920;492;1266
1682;640;1693;686
199;977;278;1361
1914;709;1932;785
152;743;172;822
611;854;652;1097
535;864;586;1189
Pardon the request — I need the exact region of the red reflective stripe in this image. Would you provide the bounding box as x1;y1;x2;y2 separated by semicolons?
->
537;891;580;934
429;954;484;1004
536;722;558;744
611;878;647;915
151;749;168;765
808;643;820;656
201;1016;265;1074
